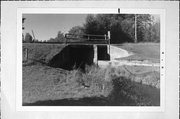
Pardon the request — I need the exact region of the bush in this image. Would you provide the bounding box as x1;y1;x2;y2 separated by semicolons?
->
24;33;33;43
65;65;113;97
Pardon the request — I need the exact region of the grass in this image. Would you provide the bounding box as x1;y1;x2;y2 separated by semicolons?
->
115;43;160;63
23;64;160;106
23;64;112;104
107;65;160;88
23;43;160;106
23;43;66;64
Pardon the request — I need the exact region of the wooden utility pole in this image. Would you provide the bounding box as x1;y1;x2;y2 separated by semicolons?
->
135;14;137;43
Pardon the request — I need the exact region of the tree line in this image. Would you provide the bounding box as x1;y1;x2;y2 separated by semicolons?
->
23;14;160;43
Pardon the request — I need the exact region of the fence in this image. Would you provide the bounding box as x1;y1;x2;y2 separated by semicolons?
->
64;32;110;45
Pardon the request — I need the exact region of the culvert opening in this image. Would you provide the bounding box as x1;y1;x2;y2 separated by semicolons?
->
48;45;94;71
97;45;110;61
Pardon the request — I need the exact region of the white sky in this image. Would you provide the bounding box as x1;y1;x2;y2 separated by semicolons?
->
23;14;87;41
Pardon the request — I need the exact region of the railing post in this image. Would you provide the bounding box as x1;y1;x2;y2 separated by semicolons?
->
93;45;98;66
108;31;111;40
108;31;111;60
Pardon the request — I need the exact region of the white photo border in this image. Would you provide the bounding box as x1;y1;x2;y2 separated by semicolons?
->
16;8;165;112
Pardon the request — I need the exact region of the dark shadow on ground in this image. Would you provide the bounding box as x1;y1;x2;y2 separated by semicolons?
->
109;77;160;106
23;97;109;106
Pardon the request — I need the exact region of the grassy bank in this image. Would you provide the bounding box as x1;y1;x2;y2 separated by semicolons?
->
23;43;66;64
23;64;160;106
116;43;160;63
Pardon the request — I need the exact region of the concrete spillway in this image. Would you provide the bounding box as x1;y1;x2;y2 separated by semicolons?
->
95;45;160;68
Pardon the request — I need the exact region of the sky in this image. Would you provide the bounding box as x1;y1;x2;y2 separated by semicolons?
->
23;14;87;41
23;14;160;41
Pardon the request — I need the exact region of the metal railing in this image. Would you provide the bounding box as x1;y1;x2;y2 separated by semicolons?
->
64;33;110;44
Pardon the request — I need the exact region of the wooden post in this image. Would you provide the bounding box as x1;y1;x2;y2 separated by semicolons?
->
93;45;98;66
108;31;111;60
96;45;98;66
26;48;28;62
24;48;28;62
108;31;111;40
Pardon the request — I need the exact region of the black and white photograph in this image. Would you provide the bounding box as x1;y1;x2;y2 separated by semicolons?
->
1;1;179;119
22;13;161;106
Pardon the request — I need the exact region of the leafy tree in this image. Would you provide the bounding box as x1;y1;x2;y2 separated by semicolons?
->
47;38;55;42
83;14;133;43
47;31;66;43
84;15;99;35
136;14;160;42
136;14;152;42
152;21;160;42
55;31;66;42
24;33;33;43
68;26;85;39
83;14;159;43
68;26;84;35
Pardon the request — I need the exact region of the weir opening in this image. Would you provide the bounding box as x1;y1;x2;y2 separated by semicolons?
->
48;32;111;70
48;45;94;70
